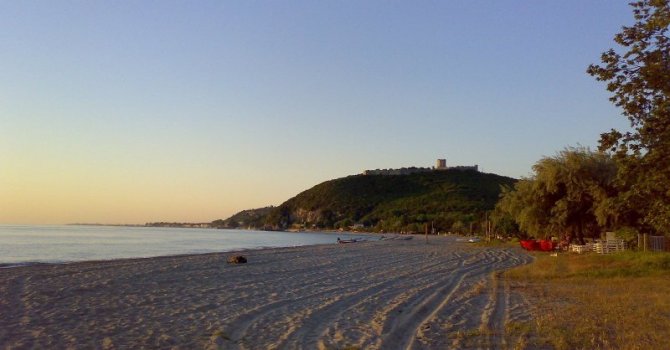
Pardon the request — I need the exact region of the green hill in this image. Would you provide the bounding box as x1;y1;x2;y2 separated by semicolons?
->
264;169;516;233
212;206;275;229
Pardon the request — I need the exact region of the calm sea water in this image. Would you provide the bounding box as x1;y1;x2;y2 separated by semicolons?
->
0;225;357;266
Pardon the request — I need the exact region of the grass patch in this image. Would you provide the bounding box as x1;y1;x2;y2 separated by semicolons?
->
505;251;670;349
506;251;670;279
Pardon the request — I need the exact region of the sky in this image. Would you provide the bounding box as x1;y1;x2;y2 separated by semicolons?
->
1;1;634;225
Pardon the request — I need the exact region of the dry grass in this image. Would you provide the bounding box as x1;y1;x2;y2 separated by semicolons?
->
504;252;670;349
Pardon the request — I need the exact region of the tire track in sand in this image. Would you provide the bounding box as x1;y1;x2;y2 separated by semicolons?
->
0;276;28;345
259;259;452;349
446;250;522;348
406;248;530;350
389;249;509;350
223;244;455;349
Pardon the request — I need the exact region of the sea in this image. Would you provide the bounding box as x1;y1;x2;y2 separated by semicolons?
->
0;224;359;266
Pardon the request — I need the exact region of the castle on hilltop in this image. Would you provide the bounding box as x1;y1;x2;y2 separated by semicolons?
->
362;159;478;176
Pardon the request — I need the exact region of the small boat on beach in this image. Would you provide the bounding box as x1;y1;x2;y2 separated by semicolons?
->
337;238;359;244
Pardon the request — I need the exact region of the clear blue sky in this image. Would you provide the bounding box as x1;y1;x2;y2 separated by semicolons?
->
1;1;633;224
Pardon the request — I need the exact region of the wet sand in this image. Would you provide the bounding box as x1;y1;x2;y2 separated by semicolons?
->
0;236;533;349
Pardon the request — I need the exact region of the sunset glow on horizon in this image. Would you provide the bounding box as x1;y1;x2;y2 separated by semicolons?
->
2;1;633;225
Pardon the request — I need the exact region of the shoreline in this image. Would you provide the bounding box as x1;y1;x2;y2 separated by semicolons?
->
0;241;341;269
0;234;386;269
0;227;377;267
0;236;532;349
0;232;428;268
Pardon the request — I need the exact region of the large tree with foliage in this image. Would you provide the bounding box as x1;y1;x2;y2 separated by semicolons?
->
494;179;552;239
587;0;670;232
495;148;618;243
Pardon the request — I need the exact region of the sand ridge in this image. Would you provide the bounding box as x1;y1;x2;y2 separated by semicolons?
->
0;236;532;349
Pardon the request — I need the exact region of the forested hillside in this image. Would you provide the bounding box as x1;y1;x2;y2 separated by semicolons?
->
212;206;275;229
263;170;516;233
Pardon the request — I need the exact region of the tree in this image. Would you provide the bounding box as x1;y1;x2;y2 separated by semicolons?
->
451;220;466;234
495;147;618;243
491;186;527;238
495;179;553;239
587;0;670;232
490;209;520;238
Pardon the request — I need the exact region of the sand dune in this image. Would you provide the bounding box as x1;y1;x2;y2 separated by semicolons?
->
0;236;532;349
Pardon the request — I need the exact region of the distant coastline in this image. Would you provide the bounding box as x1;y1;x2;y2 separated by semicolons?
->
68;222;216;229
67;223;146;227
66;222;371;235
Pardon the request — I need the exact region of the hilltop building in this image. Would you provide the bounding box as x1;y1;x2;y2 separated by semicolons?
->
363;167;433;176
450;165;479;171
363;159;478;176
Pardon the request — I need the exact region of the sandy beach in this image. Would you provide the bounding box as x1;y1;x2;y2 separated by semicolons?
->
0;236;533;349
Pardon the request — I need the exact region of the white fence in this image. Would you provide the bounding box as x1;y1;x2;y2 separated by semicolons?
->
569;239;626;254
569;234;670;253
570;243;592;254
593;239;626;254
